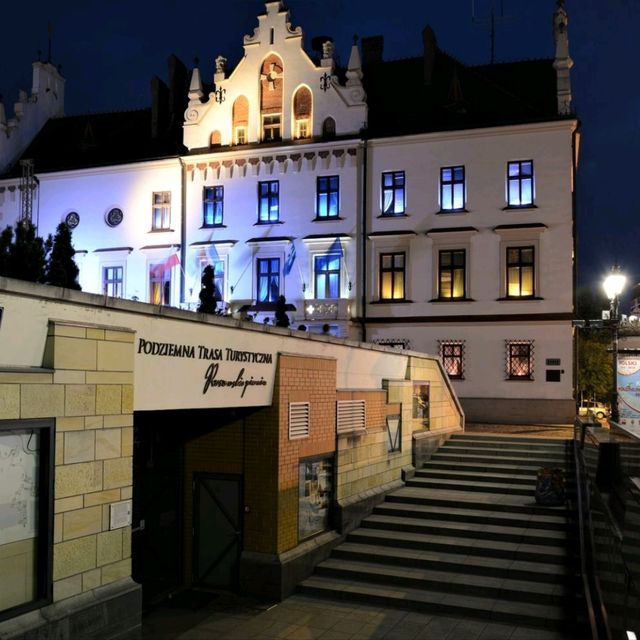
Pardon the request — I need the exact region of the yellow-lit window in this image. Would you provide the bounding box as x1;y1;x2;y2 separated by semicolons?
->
380;252;405;300
507;246;535;297
438;250;466;299
235;126;246;145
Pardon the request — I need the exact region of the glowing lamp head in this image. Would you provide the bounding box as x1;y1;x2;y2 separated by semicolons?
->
603;267;626;300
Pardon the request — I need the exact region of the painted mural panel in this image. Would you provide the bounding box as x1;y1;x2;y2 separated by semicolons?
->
618;355;640;432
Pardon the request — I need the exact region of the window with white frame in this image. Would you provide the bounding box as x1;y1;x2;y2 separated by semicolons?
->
506;340;534;379
256;257;280;303
506;246;535;298
438;249;466;299
151;191;171;230
102;266;124;298
440;166;465;212
439;340;465;379
258;180;279;223
379;252;405;300
235;126;246;145
507;160;534;207
381;171;405;216
262;114;281;142
149;264;172;305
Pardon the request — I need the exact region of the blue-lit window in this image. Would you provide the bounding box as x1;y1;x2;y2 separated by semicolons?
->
203;186;223;227
381;171;405;215
507;160;534;207
440;166;465;212
103;266;124;298
257;258;280;302
315;254;341;299
258;181;279;223
316;176;339;219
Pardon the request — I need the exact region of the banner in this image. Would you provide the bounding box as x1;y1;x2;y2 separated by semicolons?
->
617;355;640;430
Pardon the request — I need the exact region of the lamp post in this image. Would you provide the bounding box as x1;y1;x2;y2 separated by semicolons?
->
603;266;627;424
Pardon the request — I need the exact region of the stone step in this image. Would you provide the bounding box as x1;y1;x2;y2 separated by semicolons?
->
424;459;543;476
446;437;568;453
347;527;568;565
299;575;568;630
431;451;567;468
332;542;571;584
450;434;570;447
406;476;535;497
414;467;536;486
315;558;570;606
361;514;567;547
388;486;568;515
374;501;569;532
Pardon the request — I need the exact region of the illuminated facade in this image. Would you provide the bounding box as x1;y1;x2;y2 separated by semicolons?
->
0;0;577;423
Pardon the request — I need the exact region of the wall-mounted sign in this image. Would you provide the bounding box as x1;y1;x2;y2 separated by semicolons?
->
546;358;561;366
618;355;640;429
134;326;277;411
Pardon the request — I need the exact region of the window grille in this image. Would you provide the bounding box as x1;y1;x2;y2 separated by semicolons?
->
289;402;310;440
373;338;412;350
336;400;366;434
438;340;465;379
505;340;534;379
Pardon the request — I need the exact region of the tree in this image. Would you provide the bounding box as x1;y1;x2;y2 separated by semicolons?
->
46;222;81;289
8;220;46;283
577;331;612;402
0;226;13;277
197;265;220;314
275;295;290;328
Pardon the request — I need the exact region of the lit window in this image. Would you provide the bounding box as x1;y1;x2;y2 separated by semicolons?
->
151;191;171;230
149;265;171;305
506;340;534;379
507;246;535;297
379;252;405;300
507;160;534;207
316;176;339;219
296;119;309;139
412;382;430;426
0;419;53;619
314;254;340;299
258;181;280;223
439;340;465;379
438;250;466;299
381;171;405;215
235;126;246;145
198;258;225;302
257;257;280;302
203;186;224;227
103;266;124;298
262;115;281;142
440;166;465;212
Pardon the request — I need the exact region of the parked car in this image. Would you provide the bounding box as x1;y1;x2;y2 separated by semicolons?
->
578;401;609;420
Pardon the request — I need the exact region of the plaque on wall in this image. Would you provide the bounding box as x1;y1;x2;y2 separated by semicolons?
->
65;211;80;229
106;208;124;227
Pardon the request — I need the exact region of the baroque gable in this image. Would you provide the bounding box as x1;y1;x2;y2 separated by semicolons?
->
183;1;367;151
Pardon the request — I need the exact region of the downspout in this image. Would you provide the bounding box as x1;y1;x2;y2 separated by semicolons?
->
179;157;187;304
360;137;368;342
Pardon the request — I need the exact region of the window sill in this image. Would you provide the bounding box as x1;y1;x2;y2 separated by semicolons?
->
496;296;544;301
149;228;175;233
313;216;344;222
378;213;408;219
254;221;285;226
429;298;476;303
502;204;538;211
370;299;414;304
437;209;469;215
506;377;534;382
201;224;227;230
448;376;465;381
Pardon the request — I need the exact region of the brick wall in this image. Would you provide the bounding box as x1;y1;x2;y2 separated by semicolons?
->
0;320;135;605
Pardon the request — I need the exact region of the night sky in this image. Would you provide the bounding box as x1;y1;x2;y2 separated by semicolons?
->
0;0;638;302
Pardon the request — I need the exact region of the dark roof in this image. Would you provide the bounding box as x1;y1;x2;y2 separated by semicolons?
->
2;109;185;177
363;49;562;137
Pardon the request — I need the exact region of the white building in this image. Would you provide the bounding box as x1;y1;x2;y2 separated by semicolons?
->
0;1;578;423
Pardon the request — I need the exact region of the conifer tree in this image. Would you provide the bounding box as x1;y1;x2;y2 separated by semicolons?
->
46;222;81;289
8;220;47;283
0;226;13;277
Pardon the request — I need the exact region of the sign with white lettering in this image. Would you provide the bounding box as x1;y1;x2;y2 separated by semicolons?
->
618;355;640;428
134;326;277;411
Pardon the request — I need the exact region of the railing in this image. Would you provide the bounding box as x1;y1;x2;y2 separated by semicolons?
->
575;416;640;639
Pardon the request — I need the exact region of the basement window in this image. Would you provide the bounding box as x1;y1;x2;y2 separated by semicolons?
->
298;456;333;541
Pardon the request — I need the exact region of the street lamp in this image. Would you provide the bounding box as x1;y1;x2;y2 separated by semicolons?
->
603;265;627;423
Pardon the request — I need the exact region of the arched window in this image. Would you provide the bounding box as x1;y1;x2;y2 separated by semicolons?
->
260;54;283;141
322;117;336;139
232;96;249;145
292;86;312;139
210;130;221;147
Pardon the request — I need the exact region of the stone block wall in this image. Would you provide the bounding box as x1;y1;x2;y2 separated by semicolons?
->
0;320;137;636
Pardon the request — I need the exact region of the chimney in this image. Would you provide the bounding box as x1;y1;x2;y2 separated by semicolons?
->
422;25;437;85
151;76;169;140
361;35;384;66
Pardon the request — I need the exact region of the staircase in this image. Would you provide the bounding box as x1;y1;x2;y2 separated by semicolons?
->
300;433;581;634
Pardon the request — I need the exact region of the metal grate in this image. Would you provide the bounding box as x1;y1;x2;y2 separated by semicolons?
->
438;339;465;378
289;402;310;440
505;340;534;379
336;400;366;434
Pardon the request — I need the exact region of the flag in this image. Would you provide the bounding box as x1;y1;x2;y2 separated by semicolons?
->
151;248;180;278
284;242;296;275
328;236;343;258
